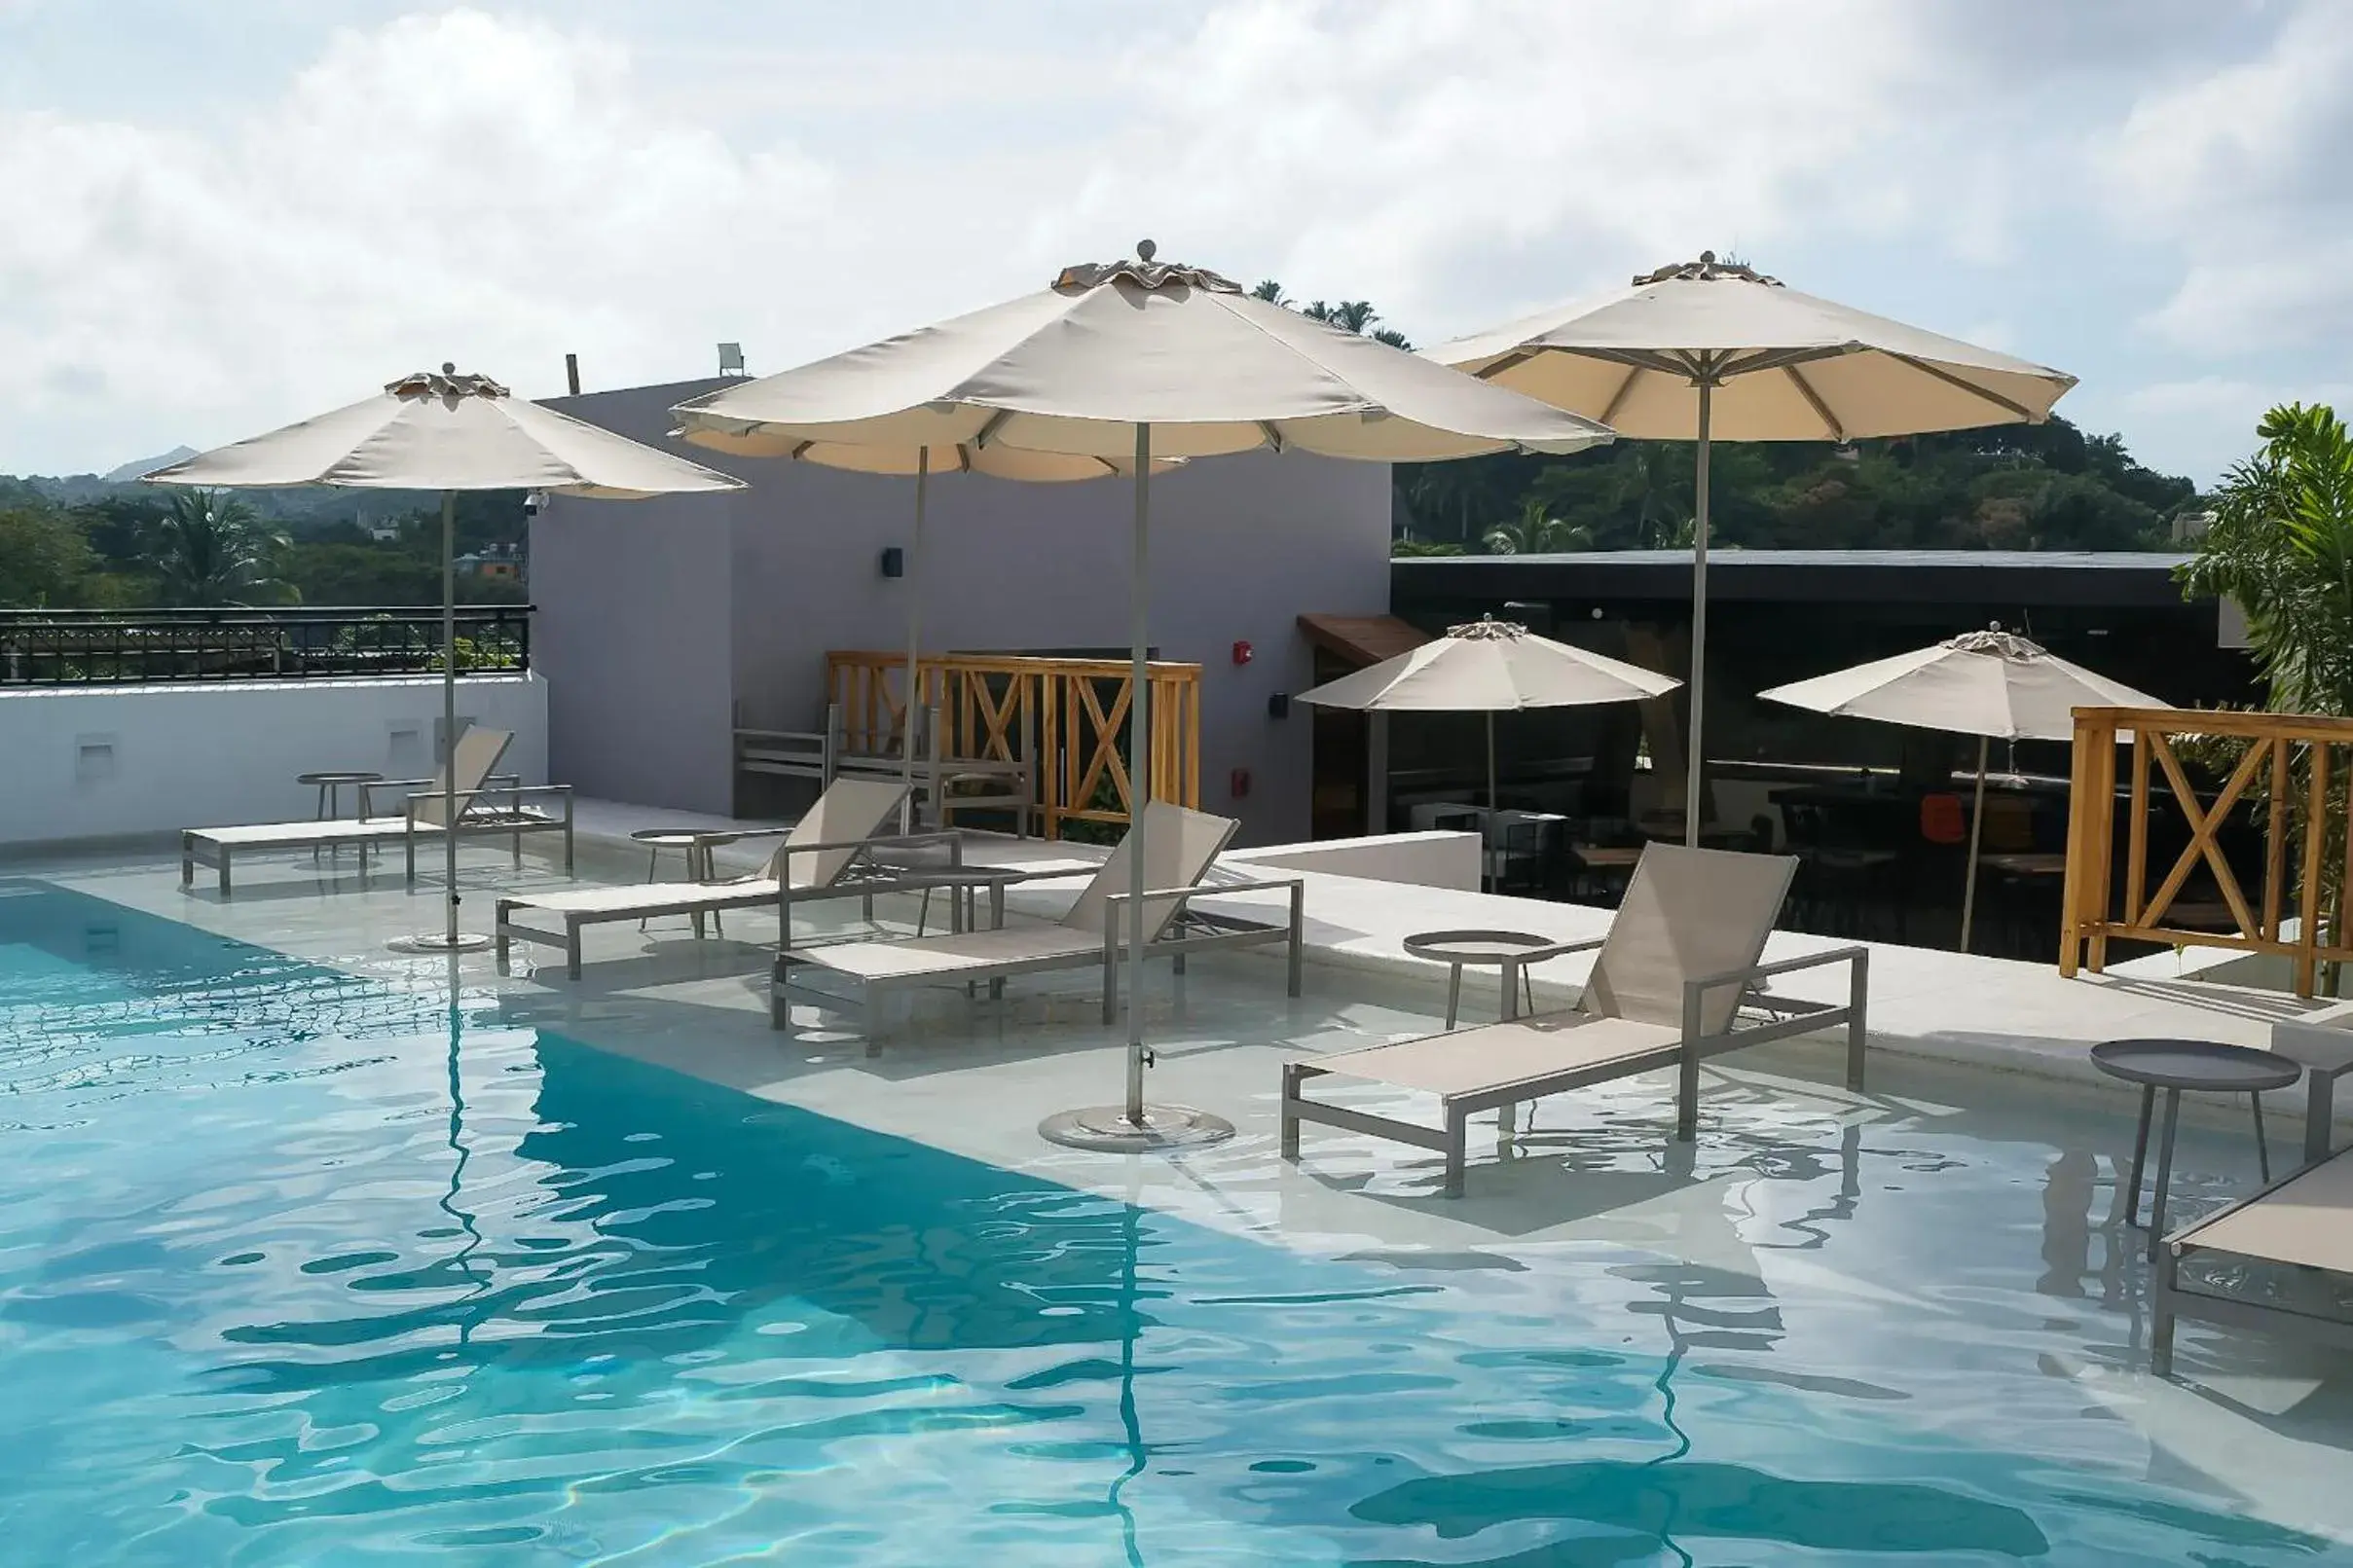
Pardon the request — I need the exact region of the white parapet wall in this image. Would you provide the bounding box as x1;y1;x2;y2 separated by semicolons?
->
1225;829;1482;892
0;675;549;848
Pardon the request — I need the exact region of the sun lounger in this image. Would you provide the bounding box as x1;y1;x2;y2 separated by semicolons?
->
2153;1146;2353;1375
772;800;1305;1045
1280;844;1868;1196
494;778;926;979
180;727;573;893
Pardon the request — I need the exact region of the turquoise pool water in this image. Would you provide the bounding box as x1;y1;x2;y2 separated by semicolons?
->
0;878;2344;1564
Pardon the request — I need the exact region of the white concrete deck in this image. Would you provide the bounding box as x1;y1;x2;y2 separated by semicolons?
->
14;799;2353;1541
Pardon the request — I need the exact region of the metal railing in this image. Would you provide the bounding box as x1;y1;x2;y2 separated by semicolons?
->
0;605;533;686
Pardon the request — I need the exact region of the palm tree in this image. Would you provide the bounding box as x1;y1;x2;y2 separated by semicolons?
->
1483;500;1594;555
1371;326;1414;349
1323;300;1380;335
147;489;292;606
1250;279;1290;306
2181;403;2353;715
1609;445;1696;549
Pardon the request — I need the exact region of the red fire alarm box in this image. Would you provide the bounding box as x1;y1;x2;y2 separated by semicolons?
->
1231;640;1253;666
1230;767;1252;798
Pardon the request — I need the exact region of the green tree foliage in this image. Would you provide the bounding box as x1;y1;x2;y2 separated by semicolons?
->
1482;500;1594;555
0;505;101;607
145;490;295;606
1396;419;2192;554
2179;403;2353;715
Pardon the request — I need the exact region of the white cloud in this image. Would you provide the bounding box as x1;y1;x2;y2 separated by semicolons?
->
0;0;2342;482
2119;375;2353;484
1048;0;1962;337
2099;0;2353;352
0;9;838;469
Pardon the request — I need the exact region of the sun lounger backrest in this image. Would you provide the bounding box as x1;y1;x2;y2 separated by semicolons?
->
1060;801;1239;942
770;778;907;888
412;725;514;827
1582;845;1794;1035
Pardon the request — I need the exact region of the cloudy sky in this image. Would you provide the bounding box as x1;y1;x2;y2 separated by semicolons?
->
1;0;2346;482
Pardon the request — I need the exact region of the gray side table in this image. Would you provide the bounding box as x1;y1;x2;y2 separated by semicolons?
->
2091;1038;2301;1261
1402;929;1561;1028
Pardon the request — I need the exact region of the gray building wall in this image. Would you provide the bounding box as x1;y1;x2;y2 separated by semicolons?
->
533;377;1392;846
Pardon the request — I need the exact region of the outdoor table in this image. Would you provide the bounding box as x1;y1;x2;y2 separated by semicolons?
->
630;827;743;938
880;861;1034;937
299;770;382;820
2091;1038;2302;1261
1402;929;1558;1028
298;770;384;865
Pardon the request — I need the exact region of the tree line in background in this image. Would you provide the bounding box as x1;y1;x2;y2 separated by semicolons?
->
0;477;527;608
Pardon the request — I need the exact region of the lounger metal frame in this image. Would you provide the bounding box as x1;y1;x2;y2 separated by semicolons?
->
772;874;1306;1048
2151;1148;2353;1376
1281;941;1869;1197
180;782;574;894
493;830;963;980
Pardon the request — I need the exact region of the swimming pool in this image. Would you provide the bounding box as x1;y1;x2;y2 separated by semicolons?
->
1;876;2344;1563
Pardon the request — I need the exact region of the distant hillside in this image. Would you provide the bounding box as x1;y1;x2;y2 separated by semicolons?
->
4;467;514;540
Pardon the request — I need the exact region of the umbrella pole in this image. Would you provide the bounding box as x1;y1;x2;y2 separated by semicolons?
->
1684;380;1711;849
900;451;930;835
1486;710;1497;893
441;488;460;947
1125;422;1151;1126
1961;735;1989;953
1036;423;1232;1154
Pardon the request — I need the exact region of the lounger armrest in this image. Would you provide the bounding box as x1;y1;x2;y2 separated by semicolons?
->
364;773;528;816
1682;944;1867;997
756;830;962;858
1105;875;1305;924
735;727;827;744
1145;875;1305;900
402;784;574;827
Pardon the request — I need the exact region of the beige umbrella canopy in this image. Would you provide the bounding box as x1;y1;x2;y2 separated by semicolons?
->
1758;627;2161;951
1300;615;1678;889
1429;253;2077;848
674;242;1615;1149
1301;613;1677;794
149;366;743;951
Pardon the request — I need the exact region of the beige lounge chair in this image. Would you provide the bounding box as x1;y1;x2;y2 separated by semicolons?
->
1281;844;1868;1197
2153;1147;2353;1375
180;726;573;893
772;800;1305;1046
494;778;927;979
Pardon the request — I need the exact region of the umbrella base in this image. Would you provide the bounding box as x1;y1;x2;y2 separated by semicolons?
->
388;931;495;955
1038;1104;1235;1152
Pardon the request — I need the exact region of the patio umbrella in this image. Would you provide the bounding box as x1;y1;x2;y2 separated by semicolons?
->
677;411;1171;834
1298;614;1678;884
148;365;742;952
673;240;1614;1150
1428;253;2076;849
1756;627;2160;951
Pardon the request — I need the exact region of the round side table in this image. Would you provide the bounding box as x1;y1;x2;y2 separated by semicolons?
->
2090;1038;2301;1261
1402;929;1562;1029
299;770;383;820
630;828;741;938
297;770;383;865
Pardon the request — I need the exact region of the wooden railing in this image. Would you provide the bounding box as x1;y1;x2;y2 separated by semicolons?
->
2061;706;2353;996
826;650;1202;839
